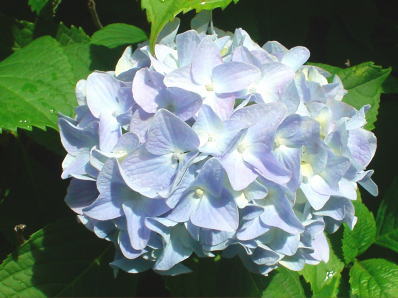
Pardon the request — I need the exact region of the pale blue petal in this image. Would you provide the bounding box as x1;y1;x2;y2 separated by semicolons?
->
99;113;121;152
259;230;299;256
228;103;287;131
120;147;177;198
162;87;202;121
237;216;270;241
300;181;330;210
314;196;354;221
191;189;238;232
281;46;310;71
58;117;98;155
256;63;295;102
113;132;140;155
61;153;92;180
65;179;98;214
86;72;126;118
115;46;150;81
276;114;320;147
279;254;305;271
212;62;261;94
129;108;154;143
220;150;258;191
192;158;225;196
258;183;304;234
132;68;165;114
83;193;123;220
154;224;194;271
176;30;201;67
122;201;151;250
191;37;222;85
262;41;288;60
347;128;377;169
232;46;262;67
252;247;281;265
166;195;199;222
164;66;202;93
357;170;378;196
118;230;145;259
244;150;290;185
145;109;200;155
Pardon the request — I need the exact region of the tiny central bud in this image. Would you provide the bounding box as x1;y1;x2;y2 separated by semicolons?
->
114;150;128;159
220;47;229;57
248;86;257;94
237;141;248;154
207;135;215;142
194;188;204;198
274;136;284;147
301;162;314;178
205;84;214;92
172;152;183;163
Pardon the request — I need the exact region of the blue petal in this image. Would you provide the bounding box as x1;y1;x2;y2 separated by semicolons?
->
258;182;304;234
120;147;177;198
212;62;261;94
65;179;98;214
58;117;98;155
122;202;149;250
191;37;222;85
176;30;201;67
99;113;121;152
118;230;145;259
191;189;238;232
132;68;165;114
237;216;270;241
154;224;194;271
145;109;200;155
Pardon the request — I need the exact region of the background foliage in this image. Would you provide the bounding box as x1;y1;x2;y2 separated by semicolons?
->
0;0;397;296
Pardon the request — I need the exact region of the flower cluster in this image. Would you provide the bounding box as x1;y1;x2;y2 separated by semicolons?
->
59;14;377;276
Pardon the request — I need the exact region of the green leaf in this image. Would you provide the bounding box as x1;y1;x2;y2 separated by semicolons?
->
349;259;398;297
0;218;137;297
261;267;306;298
141;0;238;53
300;244;344;297
342;200;376;264
91;23;147;48
312;62;391;130
55;24;93;81
0;36;76;131
28;0;62;15
376;177;398;253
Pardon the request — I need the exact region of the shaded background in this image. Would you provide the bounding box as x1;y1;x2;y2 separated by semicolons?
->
0;0;397;296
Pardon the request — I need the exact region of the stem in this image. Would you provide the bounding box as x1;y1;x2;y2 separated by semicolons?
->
88;0;103;29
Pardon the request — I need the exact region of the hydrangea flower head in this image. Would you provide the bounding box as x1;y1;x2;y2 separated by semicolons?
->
60;13;377;276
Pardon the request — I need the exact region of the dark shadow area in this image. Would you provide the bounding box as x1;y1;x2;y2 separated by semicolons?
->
27;218;139;296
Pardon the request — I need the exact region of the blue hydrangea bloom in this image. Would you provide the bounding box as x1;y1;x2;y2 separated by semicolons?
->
59;12;378;276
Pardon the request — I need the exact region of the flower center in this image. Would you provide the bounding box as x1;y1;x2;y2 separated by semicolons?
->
205;84;214;92
237;141;249;154
301;162;313;178
194;188;205;198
